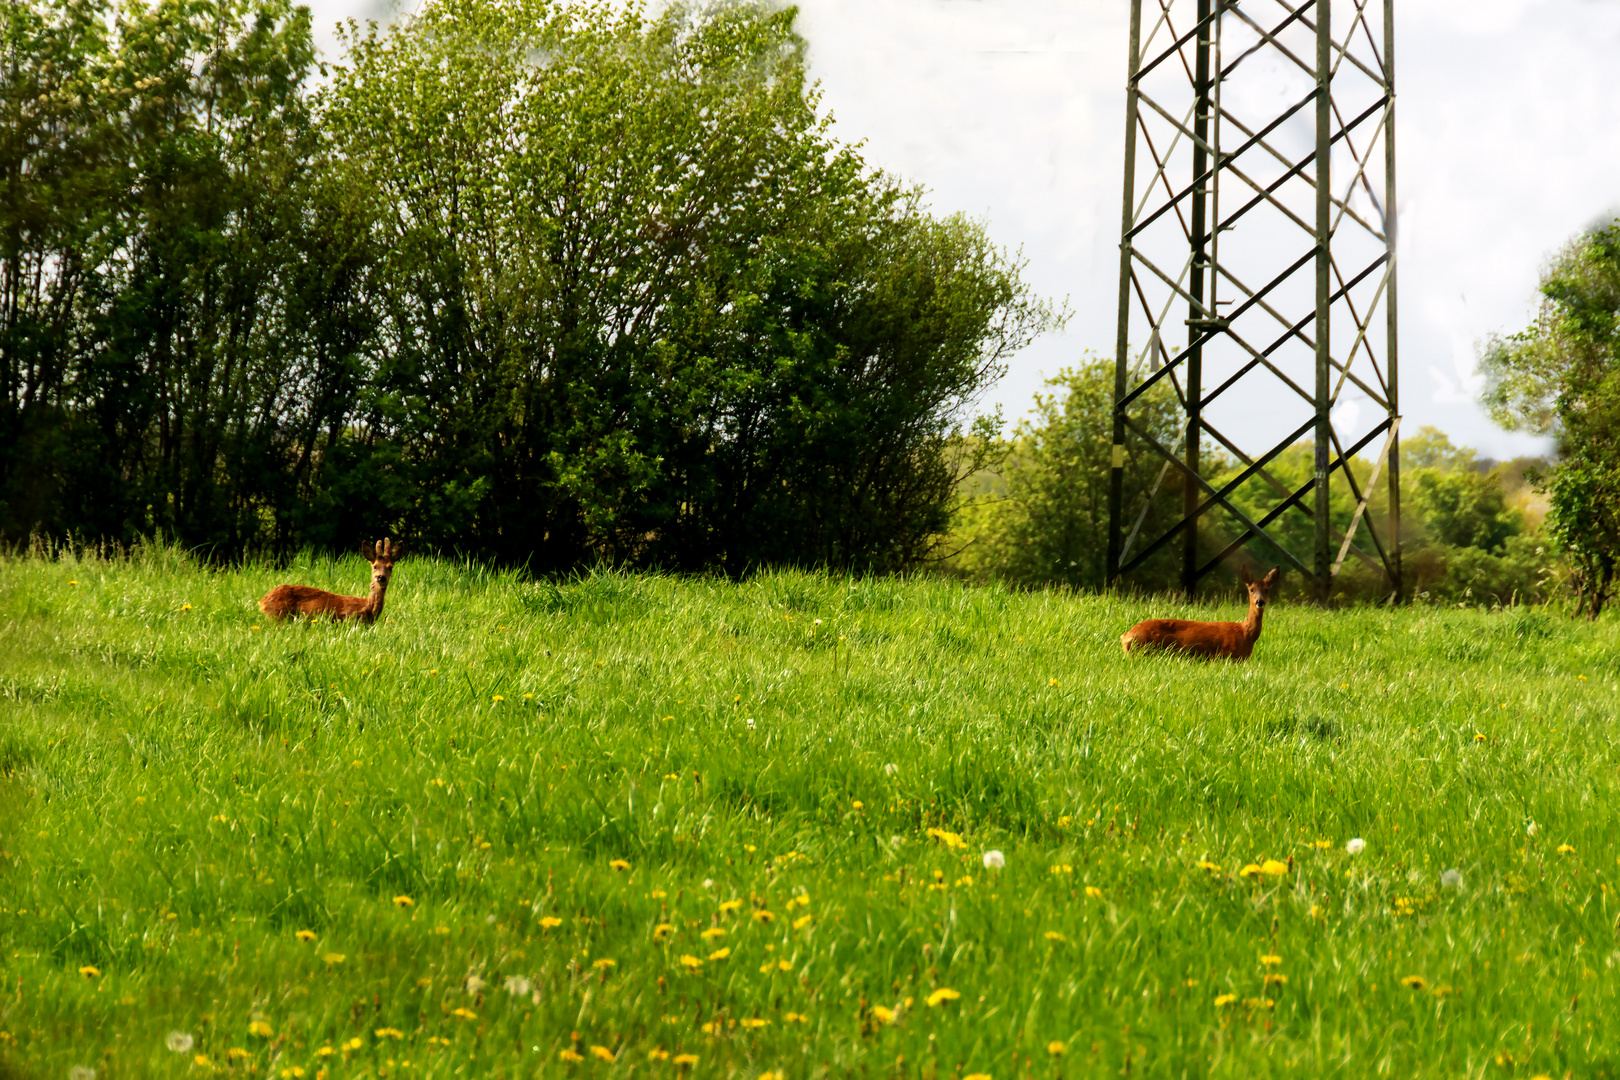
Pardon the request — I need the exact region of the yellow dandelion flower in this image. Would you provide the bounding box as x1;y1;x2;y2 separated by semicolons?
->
282;1067;306;1078
540;916;562;928
1084;885;1103;899
653;923;674;940
741;1017;770;1029
718;899;743;914
1265;974;1288;985
1047;1041;1065;1056
926;988;961;1007
249;1021;273;1037
78;966;101;978
650;889;667;899
1238;863;1262;877
964;1074;993;1080
1044;931;1066;942
451;1008;477;1019
1557;844;1576;855
610;859;631;871
392;895;414;907
342;1037;362;1052
295;930;317;942
590;1046;616;1062
193;1054;211;1066
679;955;703;970
315;1047;334;1057
648;1049;670;1061
322;953;345;965
593;958;616;969
674;1053;699;1066
559;1048;584;1062
792;914;812;930
1195;860;1221;873
228;1048;252;1061
375;1028;404;1039
708;947;731;961
1213;993;1238;1007
753;910;775;923
871;1005;895;1023
1260;859;1288;876
784;1012;807;1023
700;927;727;941
1260;954;1282;966
1401;975;1428;990
181;604;192;611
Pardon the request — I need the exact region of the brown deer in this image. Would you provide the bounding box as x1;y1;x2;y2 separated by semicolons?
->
1120;564;1280;660
259;539;402;624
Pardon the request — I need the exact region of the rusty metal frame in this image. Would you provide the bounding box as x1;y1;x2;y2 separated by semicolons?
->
1106;0;1400;600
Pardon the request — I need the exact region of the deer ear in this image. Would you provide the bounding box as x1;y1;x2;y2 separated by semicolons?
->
1263;567;1281;587
1239;564;1254;585
362;541;375;561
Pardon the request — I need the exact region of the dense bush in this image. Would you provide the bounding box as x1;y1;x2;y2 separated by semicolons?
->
0;0;1053;573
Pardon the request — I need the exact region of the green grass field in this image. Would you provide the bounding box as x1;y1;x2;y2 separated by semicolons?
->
2;546;1618;1079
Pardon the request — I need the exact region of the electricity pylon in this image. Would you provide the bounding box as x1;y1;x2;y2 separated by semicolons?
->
1105;0;1401;601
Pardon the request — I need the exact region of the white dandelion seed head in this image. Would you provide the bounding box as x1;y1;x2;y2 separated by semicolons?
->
464;974;486;995
746;717;756;730
69;1068;97;1080
1440;868;1464;891
1345;838;1366;855
813;619;822;625
503;975;532;996
883;763;898;776
982;849;1006;870
165;1032;194;1054
702;878;715;889
1525;820;1539;837
486;914;497;924
889;835;904;850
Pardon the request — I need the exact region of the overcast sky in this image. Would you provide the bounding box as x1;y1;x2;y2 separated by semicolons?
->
309;0;1620;459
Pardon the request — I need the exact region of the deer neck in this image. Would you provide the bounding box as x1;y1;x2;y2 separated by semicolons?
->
1242;602;1264;642
364;578;388;621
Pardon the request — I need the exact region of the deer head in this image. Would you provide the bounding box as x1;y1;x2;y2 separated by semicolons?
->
1239;563;1281;611
361;538;402;589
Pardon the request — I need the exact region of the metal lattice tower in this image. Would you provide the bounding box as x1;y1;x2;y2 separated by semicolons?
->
1106;0;1401;601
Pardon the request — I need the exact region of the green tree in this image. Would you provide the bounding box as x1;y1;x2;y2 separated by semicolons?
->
0;0;372;552
1481;221;1620;617
943;356;1181;590
320;0;1055;573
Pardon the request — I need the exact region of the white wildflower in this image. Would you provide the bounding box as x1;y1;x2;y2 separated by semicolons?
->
464;974;486;995
1525;820;1539;837
1345;838;1366;855
746;718;756;730
883;763;898;776
165;1032;194;1054
1440;868;1464;891
503;975;532;996
981;850;1006;870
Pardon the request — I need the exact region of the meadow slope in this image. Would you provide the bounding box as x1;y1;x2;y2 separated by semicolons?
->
1;548;1618;1079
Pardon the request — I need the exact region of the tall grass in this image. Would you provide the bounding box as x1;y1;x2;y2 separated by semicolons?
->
1;544;1616;1078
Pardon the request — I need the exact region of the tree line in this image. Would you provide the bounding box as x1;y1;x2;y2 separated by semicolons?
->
0;0;1053;574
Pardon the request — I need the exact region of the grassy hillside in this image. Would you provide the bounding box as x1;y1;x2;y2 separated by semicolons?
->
1;547;1617;1079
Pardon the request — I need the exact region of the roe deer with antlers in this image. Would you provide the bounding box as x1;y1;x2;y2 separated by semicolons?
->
259;539;402;624
1120;564;1280;660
